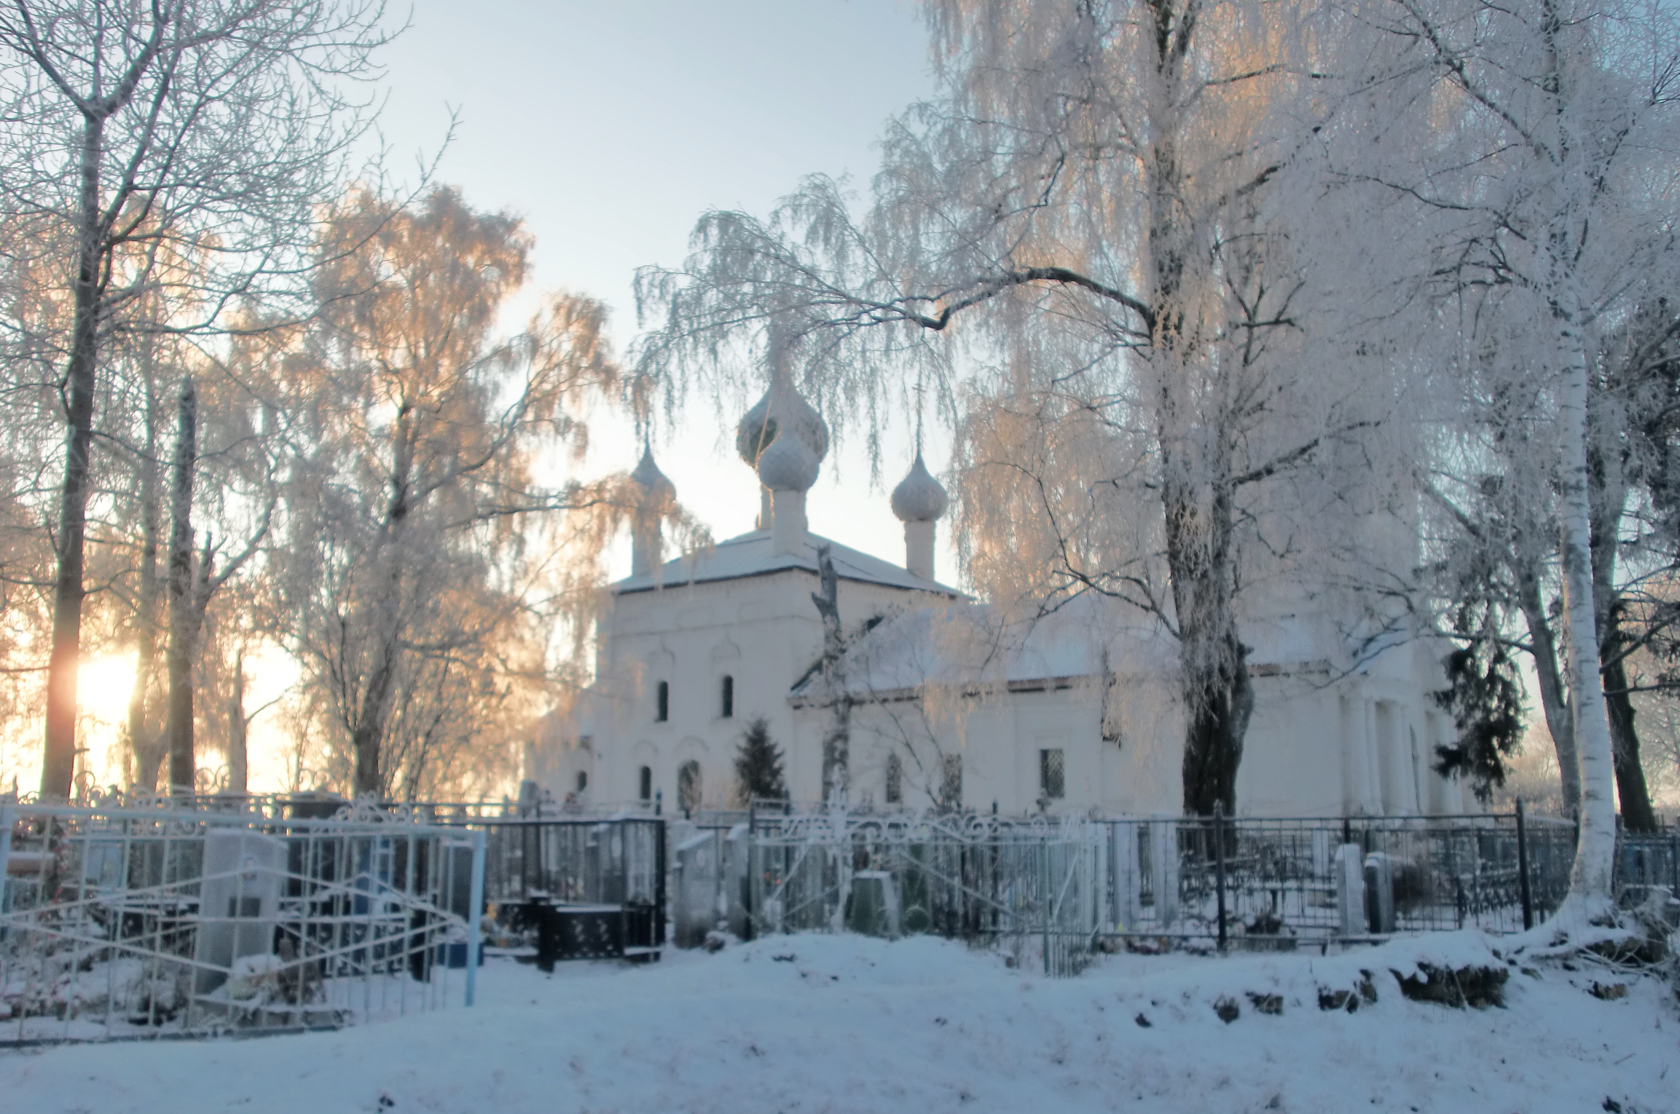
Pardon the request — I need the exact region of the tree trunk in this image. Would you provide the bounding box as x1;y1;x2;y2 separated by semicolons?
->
1542;0;1616;918
1603;639;1659;832
127;373;166;793
41;115;107;800
1555;287;1618;916
1516;567;1581;813
165;377;199;793
227;650;248;795
350;406;415;798
812;545;849;801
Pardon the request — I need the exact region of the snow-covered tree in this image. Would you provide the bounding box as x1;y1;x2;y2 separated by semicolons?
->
1368;0;1680;911
274;187;633;801
0;0;391;799
637;0;1414;816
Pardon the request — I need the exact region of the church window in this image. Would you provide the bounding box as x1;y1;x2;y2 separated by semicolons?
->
677;759;702;815
576;770;588;792
940;753;962;809
638;765;652;801
656;681;669;722
1040;748;1065;800
885;752;902;804
721;675;734;718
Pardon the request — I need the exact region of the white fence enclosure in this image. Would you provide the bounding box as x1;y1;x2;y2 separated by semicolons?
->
0;803;485;1044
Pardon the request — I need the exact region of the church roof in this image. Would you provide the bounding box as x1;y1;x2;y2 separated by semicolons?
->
613;528;963;597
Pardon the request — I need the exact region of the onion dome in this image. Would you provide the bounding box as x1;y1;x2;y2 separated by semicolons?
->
735;373;829;468
755;427;820;492
891;451;949;523
630;445;676;506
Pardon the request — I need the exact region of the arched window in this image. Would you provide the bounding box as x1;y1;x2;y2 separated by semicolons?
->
638;765;652;801
575;770;588;793
656;680;669;722
885;752;903;805
677;760;701;815
721;675;734;718
940;753;962;810
1038;749;1064;800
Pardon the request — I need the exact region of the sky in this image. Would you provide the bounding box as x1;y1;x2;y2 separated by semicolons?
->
371;0;947;570
39;1;955;794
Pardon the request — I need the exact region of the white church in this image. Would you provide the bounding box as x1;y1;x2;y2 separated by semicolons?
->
527;372;1469;819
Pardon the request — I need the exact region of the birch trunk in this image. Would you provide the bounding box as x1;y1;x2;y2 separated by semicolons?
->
350;405;414;798
165;378;199;793
40;115;106;800
1555;291;1618;915
127;373;166;793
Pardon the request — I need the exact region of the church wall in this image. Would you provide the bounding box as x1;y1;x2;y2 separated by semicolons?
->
586;568;950;811
544;536;1476;820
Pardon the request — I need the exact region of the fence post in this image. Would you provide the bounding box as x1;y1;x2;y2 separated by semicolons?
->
1213;803;1228;952
464;828;487;1007
1111;821;1141;931
0;805;12;898
1040;839;1052;976
1515;798;1534;932
746;804;757;942
655;818;668;947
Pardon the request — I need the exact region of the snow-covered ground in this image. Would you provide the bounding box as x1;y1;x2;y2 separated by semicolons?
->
0;931;1674;1113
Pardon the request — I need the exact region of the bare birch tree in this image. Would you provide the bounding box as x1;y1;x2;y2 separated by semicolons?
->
1366;0;1680;912
274;187;634;800
0;0;391;799
636;0;1409;816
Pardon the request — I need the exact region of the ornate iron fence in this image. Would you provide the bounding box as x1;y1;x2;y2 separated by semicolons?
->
455;816;666;961
0;802;484;1044
707;807;1667;973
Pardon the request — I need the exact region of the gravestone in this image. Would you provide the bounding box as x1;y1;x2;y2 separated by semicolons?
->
1335;843;1365;936
723;824;751;938
672;829;719;948
194;828;285;995
846;871;901;937
1364;851;1396;934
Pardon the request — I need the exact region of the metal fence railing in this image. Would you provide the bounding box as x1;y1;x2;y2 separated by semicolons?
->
668;806;1673;974
0;803;484;1045
743;811;1101;974
450;817;666;962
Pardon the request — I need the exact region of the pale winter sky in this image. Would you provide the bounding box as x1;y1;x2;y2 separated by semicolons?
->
374;0;947;572
50;1;956;793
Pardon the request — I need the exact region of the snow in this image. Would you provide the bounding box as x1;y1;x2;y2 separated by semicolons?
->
1;931;1674;1113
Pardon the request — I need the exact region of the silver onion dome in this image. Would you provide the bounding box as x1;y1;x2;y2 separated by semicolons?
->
630;445;676;504
890;451;949;523
735;373;830;468
755;427;820;492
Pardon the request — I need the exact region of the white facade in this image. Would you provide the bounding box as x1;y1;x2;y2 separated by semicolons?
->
530;511;1466;820
529;378;1466;819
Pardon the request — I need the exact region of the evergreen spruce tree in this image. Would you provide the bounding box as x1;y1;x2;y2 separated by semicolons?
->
734;717;787;805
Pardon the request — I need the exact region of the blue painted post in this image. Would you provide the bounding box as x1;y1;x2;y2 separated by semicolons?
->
464;828;487;1007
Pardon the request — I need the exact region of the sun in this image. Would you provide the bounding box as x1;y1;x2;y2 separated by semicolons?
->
76;652;136;785
79;653;136;727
